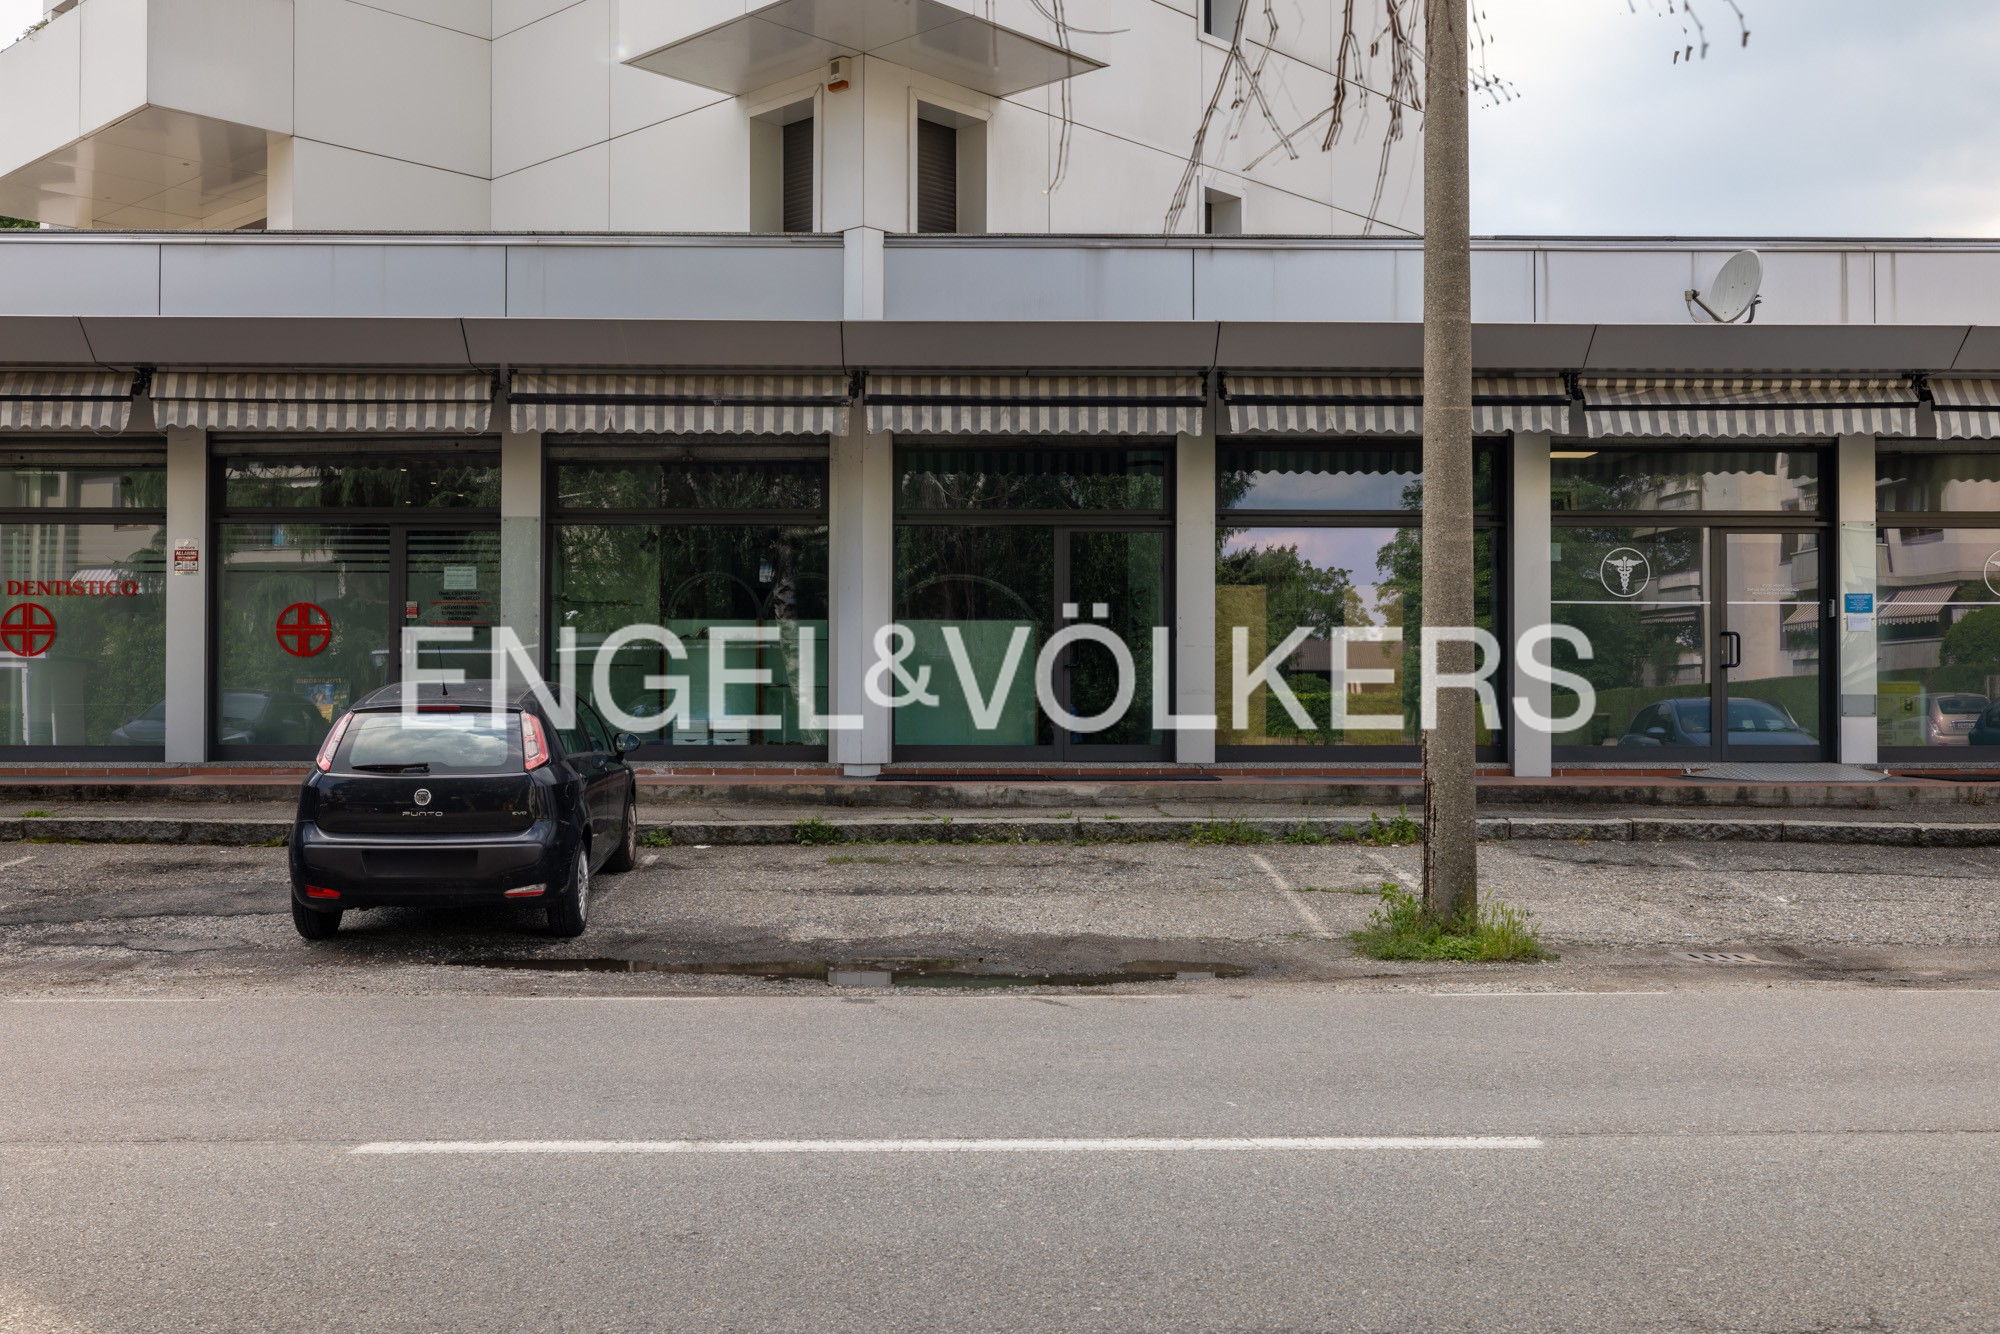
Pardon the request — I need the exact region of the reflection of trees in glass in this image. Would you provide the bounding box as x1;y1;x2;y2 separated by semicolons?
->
898;448;1166;512
1376;524;1497;734
1548;526;1706;743
224;459;499;509
0;523;165;745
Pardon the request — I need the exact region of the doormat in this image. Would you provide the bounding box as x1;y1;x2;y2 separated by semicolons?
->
1684;762;1885;783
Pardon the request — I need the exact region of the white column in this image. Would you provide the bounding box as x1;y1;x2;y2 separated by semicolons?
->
1173;419;1217;764
1509;432;1553;778
498;421;543;687
162;427;209;763
1836;432;1878;765
830;404;894;773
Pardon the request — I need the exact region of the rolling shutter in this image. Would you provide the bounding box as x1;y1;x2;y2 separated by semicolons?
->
782;118;814;234
509;373;851;436
866;375;1206;436
1578;377;1921;439
151;372;493;432
916;118;958;234
0;370;136;431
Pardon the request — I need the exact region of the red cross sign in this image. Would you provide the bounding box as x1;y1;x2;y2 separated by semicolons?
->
0;602;57;658
275;602;333;658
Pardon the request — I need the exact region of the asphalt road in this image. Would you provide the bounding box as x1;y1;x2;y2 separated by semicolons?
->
3;990;1997;1332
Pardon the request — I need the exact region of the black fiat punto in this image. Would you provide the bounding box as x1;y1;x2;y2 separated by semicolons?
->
288;681;641;940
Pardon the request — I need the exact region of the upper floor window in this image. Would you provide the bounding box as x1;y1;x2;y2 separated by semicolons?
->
913;103;986;235
1204;0;1246;40
751;100;816;233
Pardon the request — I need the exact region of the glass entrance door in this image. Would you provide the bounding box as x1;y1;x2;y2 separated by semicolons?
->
1718;530;1825;761
1552;525;1825;761
405;528;502;681
1060;529;1167;755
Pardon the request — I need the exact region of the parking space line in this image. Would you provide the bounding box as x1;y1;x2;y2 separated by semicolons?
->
1245;852;1334;940
1363;851;1410;888
641;853;659;868
350;1135;1544;1156
0;855;32;871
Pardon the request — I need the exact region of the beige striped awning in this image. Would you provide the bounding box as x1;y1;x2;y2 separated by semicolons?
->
865;375;1206;436
1220;375;1569;435
0;370;137;432
510;373;851;436
1928;378;2000;440
1580;377;1921;440
152;372;494;432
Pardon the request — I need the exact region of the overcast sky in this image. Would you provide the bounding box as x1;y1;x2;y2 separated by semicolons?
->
6;0;1996;237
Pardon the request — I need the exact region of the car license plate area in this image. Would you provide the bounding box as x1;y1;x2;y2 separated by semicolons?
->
362;851;480;879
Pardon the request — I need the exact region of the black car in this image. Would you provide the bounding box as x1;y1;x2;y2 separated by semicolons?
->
1619;697;1816;748
289;681;641;940
1969;701;2000;747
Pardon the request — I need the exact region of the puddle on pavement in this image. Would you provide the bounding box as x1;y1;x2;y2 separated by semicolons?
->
450;956;1249;988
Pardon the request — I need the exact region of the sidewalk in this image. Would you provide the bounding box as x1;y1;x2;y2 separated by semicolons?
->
5;794;2000;847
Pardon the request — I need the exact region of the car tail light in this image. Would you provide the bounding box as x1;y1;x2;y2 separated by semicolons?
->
503;887;546;899
314;713;354;772
521;712;551;771
305;886;341;899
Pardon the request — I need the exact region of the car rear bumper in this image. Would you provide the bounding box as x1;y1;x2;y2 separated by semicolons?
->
290;819;568;909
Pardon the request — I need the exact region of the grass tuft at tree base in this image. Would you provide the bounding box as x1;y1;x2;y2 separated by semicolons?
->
1348;885;1549;963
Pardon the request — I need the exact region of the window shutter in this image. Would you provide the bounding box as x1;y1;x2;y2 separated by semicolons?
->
916;118;957;234
782;118;814;234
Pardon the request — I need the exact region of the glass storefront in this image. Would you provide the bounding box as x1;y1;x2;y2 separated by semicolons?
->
894;444;1170;756
0;456;167;752
214;448;500;754
549;448;830;754
1876;452;2000;755
1552;448;1826;759
1216;444;1501;754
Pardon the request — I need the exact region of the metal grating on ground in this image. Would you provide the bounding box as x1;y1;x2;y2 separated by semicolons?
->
1678;951;1772;965
1685;763;1885;783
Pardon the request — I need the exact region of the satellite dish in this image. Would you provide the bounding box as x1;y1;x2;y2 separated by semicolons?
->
1686;249;1764;324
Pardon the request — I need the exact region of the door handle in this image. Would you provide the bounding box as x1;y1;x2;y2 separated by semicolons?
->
1719;630;1743;671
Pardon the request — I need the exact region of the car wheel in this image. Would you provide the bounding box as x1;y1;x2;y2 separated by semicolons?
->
292;899;342;940
546;848;590;938
603;795;638;873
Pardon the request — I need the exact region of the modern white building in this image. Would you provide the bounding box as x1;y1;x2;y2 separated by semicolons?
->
3;0;2000;778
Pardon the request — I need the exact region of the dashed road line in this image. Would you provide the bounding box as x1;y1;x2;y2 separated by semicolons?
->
1245;851;1335;939
350;1135;1545;1157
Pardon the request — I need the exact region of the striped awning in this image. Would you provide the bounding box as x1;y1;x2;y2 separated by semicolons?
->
865;375;1205;436
1877;583;1970;626
1580;377;1921;440
1928;378;2000;440
153;372;494;432
1220;375;1569;435
0;370;136;431
510;373;850;436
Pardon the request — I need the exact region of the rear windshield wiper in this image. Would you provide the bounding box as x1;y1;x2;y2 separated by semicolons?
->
349;763;431;774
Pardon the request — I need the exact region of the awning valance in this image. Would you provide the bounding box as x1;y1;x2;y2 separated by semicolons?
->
866;375;1205;436
1580;377;1921;440
1928;378;2000;440
0;370;136;432
1220;375;1569;435
510;373;850;436
153;372;493;433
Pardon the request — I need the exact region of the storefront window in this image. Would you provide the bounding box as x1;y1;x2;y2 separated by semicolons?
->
894;444;1170;754
1216;444;1501;752
550;454;830;752
1552;448;1819;513
0;518;166;750
213;451;501;752
1876;525;2000;752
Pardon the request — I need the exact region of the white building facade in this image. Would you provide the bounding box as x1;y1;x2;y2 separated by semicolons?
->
3;2;2000;777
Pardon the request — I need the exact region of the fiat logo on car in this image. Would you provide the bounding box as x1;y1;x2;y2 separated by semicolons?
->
413;788;432;807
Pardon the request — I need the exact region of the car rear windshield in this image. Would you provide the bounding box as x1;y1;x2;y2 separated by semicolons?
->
337;710;520;774
1937;695;1986;715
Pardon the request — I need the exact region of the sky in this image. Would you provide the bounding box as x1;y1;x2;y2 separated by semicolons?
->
6;0;1998;236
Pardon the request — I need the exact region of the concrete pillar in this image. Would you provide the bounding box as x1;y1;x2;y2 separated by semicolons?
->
1835;432;1878;766
843;227;885;320
162;428;208;763
498;421;543;686
1173;417;1217;764
1508;431;1553;778
829;404;894;773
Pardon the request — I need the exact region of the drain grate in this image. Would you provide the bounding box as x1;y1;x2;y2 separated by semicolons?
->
1678;951;1771;965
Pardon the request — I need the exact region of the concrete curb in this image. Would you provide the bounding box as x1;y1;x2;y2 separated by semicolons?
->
7;814;2000;848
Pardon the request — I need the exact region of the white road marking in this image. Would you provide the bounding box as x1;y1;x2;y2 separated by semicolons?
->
641;853;659;868
0;855;33;871
350;1135;1543;1156
1245;851;1334;940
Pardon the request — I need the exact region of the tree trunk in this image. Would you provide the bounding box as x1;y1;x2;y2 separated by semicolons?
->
1420;0;1477;924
